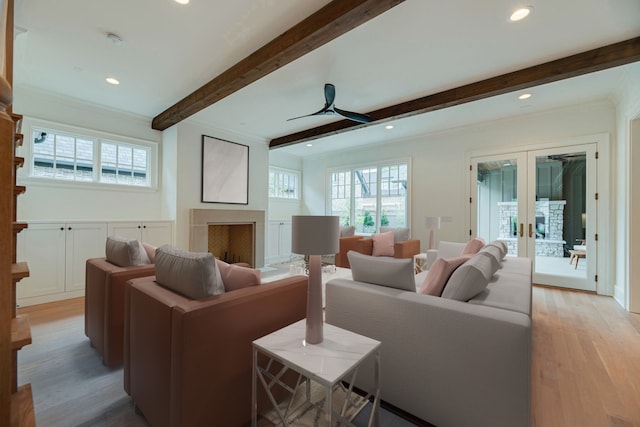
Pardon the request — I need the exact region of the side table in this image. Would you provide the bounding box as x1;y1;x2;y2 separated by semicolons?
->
252;320;381;427
413;252;428;273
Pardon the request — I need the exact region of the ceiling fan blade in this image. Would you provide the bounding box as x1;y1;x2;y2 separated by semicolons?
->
324;83;336;107
334;107;371;123
287;107;333;121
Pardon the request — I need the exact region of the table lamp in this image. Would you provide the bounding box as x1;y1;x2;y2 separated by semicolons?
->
425;216;441;250
291;215;339;344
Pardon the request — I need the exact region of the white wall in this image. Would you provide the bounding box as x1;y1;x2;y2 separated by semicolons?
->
169;120;270;250
302;100;617;286
13;86;167;222
268;149;304;220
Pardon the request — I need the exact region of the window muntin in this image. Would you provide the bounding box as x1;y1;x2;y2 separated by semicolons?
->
330;161;408;233
269;167;300;199
30;126;152;188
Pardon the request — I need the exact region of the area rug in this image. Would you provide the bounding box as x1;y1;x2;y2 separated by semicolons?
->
261;382;368;426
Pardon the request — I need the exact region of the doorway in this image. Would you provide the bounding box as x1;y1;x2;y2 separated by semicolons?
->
471;143;597;291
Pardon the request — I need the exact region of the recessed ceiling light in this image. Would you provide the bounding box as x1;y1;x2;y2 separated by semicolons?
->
106;77;120;85
510;6;533;22
174;0;189;4
518;93;532;100
385;125;394;130
306;143;313;147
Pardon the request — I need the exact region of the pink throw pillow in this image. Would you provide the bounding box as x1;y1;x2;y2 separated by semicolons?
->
461;237;485;255
141;242;157;264
419;255;472;296
372;231;395;257
215;259;261;292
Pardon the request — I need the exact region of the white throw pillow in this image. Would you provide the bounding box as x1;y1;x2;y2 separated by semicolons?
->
441;253;494;301
339;226;356;237
380;227;410;243
347;251;415;291
106;235;147;267
155;245;224;299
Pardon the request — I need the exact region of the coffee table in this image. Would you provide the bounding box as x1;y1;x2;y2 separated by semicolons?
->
252;319;381;427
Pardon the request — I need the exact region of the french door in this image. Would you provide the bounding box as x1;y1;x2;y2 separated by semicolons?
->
471;144;597;291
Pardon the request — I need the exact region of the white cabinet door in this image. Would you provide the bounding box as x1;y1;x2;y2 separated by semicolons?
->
107;222;141;241
266;220;292;264
107;221;173;247
141;222;172;246
16;223;66;299
65;222;107;292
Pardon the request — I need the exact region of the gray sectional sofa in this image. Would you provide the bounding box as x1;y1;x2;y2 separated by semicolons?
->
324;243;532;427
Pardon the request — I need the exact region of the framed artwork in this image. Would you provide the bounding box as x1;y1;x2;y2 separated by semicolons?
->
201;135;249;204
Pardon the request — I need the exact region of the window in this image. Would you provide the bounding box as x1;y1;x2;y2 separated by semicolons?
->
329;161;409;233
29;125;154;188
269;167;300;199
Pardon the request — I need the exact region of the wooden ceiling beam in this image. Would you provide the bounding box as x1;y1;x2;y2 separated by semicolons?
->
269;36;640;149
151;0;406;131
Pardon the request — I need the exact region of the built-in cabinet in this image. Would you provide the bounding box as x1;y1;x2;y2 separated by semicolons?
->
106;221;173;247
16;220;173;307
266;219;292;265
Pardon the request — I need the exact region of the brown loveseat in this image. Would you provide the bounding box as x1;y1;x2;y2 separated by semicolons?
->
123;274;308;427
84;257;155;367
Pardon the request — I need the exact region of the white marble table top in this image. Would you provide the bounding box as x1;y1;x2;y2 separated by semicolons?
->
253;320;380;387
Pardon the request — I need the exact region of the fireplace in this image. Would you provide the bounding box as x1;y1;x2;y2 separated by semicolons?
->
190;209;266;268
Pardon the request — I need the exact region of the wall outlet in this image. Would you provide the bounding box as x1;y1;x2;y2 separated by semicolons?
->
440;216;453;223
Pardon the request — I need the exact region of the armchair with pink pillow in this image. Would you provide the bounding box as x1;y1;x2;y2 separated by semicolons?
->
351;228;421;262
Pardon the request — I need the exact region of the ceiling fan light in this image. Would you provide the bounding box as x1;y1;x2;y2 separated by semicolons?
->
510;6;532;22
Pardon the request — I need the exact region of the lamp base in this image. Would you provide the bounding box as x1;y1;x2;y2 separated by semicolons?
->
305;255;323;344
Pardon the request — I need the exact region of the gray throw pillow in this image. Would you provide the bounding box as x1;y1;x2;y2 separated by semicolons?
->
155;245;224;299
380;227;410;243
106;236;147;267
441;253;494;301
347;251;415;291
479;244;503;267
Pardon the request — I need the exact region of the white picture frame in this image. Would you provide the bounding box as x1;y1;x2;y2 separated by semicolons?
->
201;135;249;204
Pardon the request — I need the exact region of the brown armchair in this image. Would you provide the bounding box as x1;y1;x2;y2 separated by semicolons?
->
335;235;364;268
124;275;308;427
354;237;421;259
85;257;155;367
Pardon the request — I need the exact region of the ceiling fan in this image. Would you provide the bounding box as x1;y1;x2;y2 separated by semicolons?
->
287;83;371;124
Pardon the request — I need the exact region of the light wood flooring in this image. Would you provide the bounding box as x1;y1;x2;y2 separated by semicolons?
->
16;286;640;426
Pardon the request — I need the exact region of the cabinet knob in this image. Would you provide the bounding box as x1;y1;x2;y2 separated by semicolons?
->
68;227;72;231
138;225;141;229
143;225;146;229
60;227;64;231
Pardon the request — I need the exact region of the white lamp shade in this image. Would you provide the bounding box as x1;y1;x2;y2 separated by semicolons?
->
291;216;340;255
425;216;441;230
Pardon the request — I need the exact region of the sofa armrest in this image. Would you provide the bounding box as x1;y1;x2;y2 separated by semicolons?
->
336;235;364;268
355;238;373;255
394;239;420;259
425;249;438;270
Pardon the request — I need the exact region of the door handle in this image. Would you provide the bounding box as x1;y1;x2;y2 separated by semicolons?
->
528;223;533;238
519;223;523;237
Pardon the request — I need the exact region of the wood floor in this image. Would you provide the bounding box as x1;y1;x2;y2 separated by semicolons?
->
16;286;640;427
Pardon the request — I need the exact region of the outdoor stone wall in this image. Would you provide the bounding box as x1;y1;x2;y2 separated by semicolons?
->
498;201;566;256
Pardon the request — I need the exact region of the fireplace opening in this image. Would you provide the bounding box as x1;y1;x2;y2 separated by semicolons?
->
208;223;255;266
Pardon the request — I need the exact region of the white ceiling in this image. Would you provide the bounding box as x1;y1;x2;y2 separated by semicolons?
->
13;0;640;157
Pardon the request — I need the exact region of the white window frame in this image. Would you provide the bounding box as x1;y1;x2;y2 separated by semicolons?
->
326;158;411;234
269;166;301;200
22;118;158;191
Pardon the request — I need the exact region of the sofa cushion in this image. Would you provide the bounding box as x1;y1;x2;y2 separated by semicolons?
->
155;245;224;299
419;255;472;296
347;251;415;291
215;259;261;292
372;231;395;256
106;236;148;267
441;252;493;301
461;237;485;255
142;242;157;264
340;226;356;237
380;227;410;243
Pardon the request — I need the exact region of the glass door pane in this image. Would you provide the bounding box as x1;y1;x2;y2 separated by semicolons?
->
528;145;596;291
472;153;527;256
